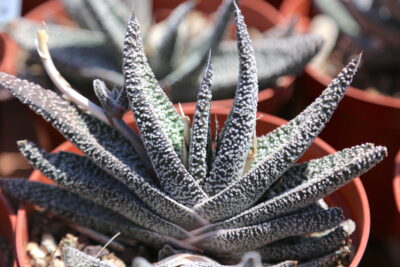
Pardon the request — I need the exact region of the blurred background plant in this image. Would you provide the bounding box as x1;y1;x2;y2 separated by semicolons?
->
3;0;321;102
311;0;400;97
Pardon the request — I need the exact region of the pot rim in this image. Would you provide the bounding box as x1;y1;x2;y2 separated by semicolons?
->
306;65;400;110
16;106;370;267
393;151;400;213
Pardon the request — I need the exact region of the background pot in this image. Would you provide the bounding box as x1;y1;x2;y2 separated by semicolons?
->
278;0;400;242
0;189;17;267
16;106;370;266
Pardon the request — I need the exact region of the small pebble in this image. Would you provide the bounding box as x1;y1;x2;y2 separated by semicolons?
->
27;242;47;259
41;233;57;254
27;242;47;267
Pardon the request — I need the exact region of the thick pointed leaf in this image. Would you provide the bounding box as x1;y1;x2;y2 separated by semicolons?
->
93;79;128;118
62;246;115;267
18;140;190;239
122;10;185;159
203;4;258;195
216;144;386;229
0;179;172;248
0;73;203;229
251;55;361;172
195;145;377;222
188;57;213;185
264;144;376;199
150;0;197;79
188;207;344;254
257;220;354;262
124;13;207;206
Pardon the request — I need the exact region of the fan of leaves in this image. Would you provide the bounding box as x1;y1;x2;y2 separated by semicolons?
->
0;3;386;267
6;0;322;102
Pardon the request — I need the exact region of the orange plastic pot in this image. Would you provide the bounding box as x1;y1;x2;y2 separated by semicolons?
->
154;0;295;114
394;151;400;213
297;66;400;241
0;189;17;267
16;106;370;266
278;0;400;241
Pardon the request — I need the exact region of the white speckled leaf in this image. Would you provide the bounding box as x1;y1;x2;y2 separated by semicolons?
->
122;9;185;159
188;57;213;185
0;73;201;229
204;4;258;195
17;140;189;239
188;207;344;254
0;179;173;248
195;57;362;221
264;144;376;199
124;13;207;206
252;56;361;168
62;246;116;267
257;220;355;262
218;145;386;229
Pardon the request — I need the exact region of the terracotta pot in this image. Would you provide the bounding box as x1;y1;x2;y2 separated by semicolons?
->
21;0;50;15
299;62;400;242
16;106;370;266
394;151;400;213
155;0;295;114
0;189;17;267
394;151;400;240
279;0;400;240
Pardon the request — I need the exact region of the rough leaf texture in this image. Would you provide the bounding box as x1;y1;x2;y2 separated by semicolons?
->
0;3;387;267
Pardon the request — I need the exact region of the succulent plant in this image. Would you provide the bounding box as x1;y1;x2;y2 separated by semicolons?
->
0;3;386;267
313;0;400;96
5;0;322;102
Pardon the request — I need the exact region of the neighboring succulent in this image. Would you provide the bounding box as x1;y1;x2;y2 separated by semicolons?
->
313;0;400;97
5;0;322;102
0;3;386;267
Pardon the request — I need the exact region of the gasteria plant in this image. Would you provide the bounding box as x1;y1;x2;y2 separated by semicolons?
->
6;0;322;102
0;3;386;267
